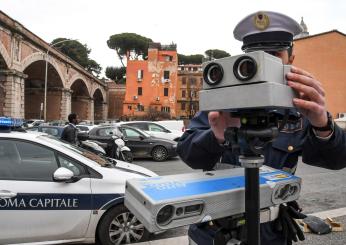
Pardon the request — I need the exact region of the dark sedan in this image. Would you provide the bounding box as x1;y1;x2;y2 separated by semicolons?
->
88;125;178;161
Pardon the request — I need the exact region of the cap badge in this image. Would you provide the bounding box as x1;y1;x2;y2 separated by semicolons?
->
253;12;270;30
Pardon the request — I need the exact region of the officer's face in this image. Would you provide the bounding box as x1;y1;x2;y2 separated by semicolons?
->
265;50;294;65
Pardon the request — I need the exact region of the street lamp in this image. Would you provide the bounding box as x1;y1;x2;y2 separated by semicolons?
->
44;39;78;122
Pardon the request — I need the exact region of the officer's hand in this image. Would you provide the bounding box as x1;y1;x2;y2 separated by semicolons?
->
286;66;330;136
208;111;240;144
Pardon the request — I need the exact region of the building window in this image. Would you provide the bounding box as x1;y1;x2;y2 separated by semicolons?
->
128;105;132;110
193;67;197;71
137;104;144;111
189;77;196;86
137;70;143;81
164;88;169;96
164;71;170;79
161;106;170;113
181;102;186;110
138;87;142;96
180;67;184;71
182;77;187;85
165;56;173;62
200;77;203;85
182;90;186;98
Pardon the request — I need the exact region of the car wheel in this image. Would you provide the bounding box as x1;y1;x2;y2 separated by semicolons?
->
122;151;134;163
97;204;150;245
151;146;168;161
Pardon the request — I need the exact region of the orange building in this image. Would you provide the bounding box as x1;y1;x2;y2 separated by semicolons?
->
123;43;178;119
294;30;346;118
176;64;203;119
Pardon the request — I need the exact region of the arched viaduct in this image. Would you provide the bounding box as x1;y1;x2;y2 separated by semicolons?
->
0;11;108;122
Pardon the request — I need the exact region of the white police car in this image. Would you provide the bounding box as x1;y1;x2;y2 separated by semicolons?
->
0;118;156;244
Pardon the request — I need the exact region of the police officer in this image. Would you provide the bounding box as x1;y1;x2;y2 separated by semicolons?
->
177;11;346;245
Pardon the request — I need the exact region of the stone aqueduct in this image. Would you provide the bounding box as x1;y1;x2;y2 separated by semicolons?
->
0;11;108;122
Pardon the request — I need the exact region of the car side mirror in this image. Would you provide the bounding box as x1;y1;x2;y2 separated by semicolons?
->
53;167;75;182
164;129;171;133
139;135;145;140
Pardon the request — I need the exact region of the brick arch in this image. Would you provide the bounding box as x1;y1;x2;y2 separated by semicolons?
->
0;41;11;69
91;86;106;102
0;82;4;116
68;74;91;96
20;52;66;87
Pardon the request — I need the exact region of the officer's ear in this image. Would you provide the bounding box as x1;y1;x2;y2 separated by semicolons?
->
288;53;295;65
288;46;295;65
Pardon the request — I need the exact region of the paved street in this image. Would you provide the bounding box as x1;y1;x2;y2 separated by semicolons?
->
132;156;346;244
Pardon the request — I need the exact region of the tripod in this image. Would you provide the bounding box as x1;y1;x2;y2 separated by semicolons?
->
224;110;281;245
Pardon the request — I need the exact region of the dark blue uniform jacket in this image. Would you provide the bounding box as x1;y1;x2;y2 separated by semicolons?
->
177;111;346;245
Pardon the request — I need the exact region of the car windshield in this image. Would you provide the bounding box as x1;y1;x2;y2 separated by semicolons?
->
38;135;113;167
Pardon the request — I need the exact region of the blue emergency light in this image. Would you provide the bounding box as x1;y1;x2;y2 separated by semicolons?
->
0;117;23;128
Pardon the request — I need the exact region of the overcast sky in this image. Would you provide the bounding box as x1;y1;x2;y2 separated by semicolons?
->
1;0;345;76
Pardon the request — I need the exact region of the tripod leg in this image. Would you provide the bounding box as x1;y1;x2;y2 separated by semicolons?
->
245;167;260;245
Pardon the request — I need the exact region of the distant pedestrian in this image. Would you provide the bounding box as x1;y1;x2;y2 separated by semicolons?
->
61;113;79;144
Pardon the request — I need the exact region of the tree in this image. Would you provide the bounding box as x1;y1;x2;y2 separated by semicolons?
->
51;38;102;77
178;54;204;65
87;59;102;77
205;49;230;60
107;33;153;67
105;66;126;84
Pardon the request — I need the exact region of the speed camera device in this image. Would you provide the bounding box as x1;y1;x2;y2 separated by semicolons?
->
199;51;295;111
125;166;301;233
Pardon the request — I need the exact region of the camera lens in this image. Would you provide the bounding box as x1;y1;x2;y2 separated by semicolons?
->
156;205;174;226
203;63;223;85
233;56;257;81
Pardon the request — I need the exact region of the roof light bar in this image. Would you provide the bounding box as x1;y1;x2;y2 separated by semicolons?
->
0;117;23;127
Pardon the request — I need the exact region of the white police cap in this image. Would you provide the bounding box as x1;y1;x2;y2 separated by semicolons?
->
233;11;302;52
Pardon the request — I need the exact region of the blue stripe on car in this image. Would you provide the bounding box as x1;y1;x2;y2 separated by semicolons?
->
0;193;123;210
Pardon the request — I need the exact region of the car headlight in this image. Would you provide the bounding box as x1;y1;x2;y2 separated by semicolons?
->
172;144;177;148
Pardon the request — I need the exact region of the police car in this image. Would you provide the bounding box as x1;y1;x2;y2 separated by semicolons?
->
0;118;157;244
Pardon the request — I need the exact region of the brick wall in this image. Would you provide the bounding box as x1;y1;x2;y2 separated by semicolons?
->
294;31;346;118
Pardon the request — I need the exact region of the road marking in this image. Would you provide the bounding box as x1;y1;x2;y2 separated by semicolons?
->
309;207;346;220
136;236;188;245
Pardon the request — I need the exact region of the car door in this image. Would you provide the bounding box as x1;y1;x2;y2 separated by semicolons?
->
121;127;151;157
0;139;92;244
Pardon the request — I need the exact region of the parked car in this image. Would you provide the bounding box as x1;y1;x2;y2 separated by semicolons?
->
26;125;65;137
0;119;157;244
76;124;97;133
155;120;186;133
334;118;346;131
46;120;68;126
119;121;183;141
25;119;44;128
89;125;178;161
27;125;130;161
